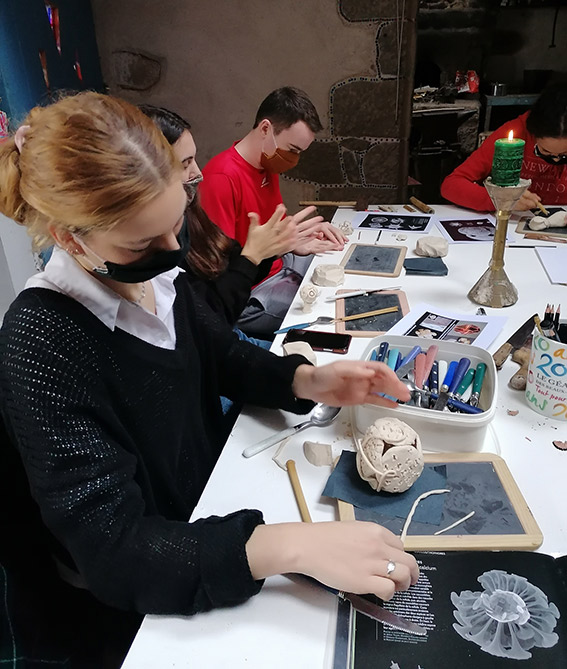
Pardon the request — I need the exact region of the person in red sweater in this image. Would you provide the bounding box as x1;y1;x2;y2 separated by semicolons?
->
200;87;346;338
441;82;567;212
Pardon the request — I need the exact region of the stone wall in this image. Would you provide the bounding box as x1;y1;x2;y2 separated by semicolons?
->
286;1;418;205
91;0;418;210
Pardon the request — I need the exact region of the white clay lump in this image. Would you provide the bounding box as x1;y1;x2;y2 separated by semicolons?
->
356;417;423;493
415;236;448;258
528;210;567;231
311;264;345;287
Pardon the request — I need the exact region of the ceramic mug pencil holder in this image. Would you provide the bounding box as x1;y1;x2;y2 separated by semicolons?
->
525;332;567;421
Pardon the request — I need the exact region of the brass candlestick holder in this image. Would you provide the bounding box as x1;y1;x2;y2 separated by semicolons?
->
468;176;531;308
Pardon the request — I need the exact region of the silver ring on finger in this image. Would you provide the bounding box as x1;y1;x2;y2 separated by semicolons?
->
386;560;396;576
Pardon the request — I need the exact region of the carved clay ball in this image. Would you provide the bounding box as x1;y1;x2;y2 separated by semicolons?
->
337;220;354;236
528;211;567;231
356;417;423;493
415;236;448;258
299;283;320;313
312;264;345;287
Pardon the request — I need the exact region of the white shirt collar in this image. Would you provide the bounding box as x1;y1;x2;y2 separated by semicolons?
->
25;246;183;348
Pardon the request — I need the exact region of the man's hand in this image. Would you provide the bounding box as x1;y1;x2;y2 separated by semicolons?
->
513;189;541;211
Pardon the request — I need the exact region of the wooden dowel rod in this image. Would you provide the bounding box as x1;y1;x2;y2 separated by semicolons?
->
409;196;434;214
286;460;312;523
339;306;398;322
299;200;357;207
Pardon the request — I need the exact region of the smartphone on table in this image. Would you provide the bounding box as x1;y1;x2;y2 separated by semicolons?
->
282;329;352;354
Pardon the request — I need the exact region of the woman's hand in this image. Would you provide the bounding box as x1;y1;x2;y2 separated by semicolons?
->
291;361;411;408
514;189;541;211
241;204;299;264
246;521;419;600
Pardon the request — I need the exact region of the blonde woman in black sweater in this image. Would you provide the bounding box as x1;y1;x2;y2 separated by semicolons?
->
0;92;417;667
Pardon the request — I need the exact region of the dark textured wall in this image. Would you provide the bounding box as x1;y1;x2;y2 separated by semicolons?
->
285;1;419;205
92;0;418;210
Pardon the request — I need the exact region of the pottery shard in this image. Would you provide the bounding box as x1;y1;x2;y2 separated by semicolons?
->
303;441;333;466
415;236;448;258
282;341;317;366
312;264;345;287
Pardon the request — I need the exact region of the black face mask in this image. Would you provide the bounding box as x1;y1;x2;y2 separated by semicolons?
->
88;215;190;284
534;144;567;166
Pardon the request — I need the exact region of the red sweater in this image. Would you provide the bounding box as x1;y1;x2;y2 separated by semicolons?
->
200;145;283;279
441;112;567;211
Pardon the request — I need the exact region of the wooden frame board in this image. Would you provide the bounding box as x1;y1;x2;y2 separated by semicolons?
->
340;244;406;277
334;289;410;338
337;452;542;551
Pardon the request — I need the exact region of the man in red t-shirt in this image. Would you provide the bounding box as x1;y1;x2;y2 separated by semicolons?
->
200;87;345;338
441;83;567;212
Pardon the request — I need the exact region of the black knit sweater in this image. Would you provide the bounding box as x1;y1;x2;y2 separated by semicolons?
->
0;278;313;615
181;240;274;324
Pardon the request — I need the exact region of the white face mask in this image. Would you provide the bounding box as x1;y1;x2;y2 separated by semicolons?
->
183;174;203;205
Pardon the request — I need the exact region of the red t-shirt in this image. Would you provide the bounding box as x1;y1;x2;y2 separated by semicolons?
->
441;112;567;211
200;144;283;279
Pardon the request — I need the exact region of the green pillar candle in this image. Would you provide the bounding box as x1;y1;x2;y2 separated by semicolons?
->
491;134;525;187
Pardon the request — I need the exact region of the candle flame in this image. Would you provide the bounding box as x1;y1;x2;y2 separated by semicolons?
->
508;130;514;141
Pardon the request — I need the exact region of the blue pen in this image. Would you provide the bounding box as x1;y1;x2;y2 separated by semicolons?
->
377;342;389;363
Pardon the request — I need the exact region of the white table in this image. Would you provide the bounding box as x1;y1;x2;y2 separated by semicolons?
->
122;205;567;669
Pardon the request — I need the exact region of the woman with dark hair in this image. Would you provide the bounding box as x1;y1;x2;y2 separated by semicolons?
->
441;82;567;212
139;105;324;337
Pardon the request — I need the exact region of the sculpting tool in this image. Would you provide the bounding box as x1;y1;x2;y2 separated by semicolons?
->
274;306;398;334
403;204;416;212
376;341;389;363
453;368;475;401
326;287;402;301
428;393;483;414
394;346;422;379
469;363;487;408
428;360;439;410
422;345;439;384
433;360;459;411
395;351;403;371
412;353;428;407
387;348;400;371
537;201;550;216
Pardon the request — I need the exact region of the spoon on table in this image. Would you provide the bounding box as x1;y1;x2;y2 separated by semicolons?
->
242;403;341;458
273;307;399;335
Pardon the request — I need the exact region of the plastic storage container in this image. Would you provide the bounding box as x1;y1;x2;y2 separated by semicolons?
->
354;334;498;453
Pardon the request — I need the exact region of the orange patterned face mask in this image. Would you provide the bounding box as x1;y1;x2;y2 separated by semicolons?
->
260;128;300;173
